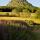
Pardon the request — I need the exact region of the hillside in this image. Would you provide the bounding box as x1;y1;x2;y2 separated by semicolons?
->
0;0;40;18
7;0;33;7
7;0;38;13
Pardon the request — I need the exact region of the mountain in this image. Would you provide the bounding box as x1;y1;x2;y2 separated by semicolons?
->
7;0;33;7
7;0;38;13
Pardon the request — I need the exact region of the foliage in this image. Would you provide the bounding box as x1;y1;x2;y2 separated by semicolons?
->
0;0;39;13
0;6;13;9
0;24;40;40
7;0;38;13
0;24;35;40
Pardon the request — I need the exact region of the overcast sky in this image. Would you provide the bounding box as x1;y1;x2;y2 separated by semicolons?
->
0;0;40;7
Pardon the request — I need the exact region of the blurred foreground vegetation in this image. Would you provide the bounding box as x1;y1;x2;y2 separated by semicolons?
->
0;23;40;40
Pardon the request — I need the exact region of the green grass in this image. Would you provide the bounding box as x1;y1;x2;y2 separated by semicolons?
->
32;32;40;40
0;12;7;15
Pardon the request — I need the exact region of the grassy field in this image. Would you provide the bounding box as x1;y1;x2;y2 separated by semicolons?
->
0;12;40;40
0;12;7;15
0;17;40;24
0;12;40;24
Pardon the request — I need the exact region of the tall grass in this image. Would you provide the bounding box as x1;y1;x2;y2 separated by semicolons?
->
0;24;34;40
